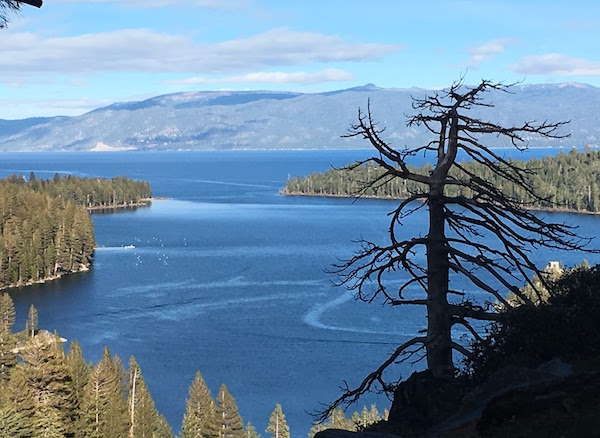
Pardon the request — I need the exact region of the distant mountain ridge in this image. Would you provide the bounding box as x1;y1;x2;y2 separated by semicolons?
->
0;83;599;151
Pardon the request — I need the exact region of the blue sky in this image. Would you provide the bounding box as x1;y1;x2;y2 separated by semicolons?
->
2;0;599;119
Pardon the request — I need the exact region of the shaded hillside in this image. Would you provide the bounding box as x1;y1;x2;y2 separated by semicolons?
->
0;83;598;151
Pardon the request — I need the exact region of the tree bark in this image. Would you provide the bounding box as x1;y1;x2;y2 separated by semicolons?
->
425;191;453;379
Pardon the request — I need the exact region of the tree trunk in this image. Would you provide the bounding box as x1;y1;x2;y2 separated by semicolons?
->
425;191;453;379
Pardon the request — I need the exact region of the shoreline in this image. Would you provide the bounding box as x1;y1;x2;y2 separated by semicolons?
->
86;197;163;212
1;264;91;292
280;190;600;216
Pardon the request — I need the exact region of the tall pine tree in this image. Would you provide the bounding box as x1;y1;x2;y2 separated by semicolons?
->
265;404;289;438
216;384;243;438
0;294;16;385
80;347;129;438
181;371;219;438
7;332;76;437
127;356;171;438
66;341;90;436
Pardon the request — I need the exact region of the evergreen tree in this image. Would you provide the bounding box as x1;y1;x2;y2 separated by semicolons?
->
265;404;289;438
181;371;219;438
154;414;175;438
308;407;355;438
216;384;243;438
244;422;261;438
0;293;16;386
8;332;76;437
66;341;90;436
25;304;38;338
0;294;15;333
128;356;166;438
0;407;30;438
350;405;382;430
80;347;129;438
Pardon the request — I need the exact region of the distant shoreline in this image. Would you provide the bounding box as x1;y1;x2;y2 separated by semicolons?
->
86;198;152;212
280;190;600;216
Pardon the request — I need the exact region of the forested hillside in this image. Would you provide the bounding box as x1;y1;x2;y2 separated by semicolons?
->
0;181;94;289
0;173;152;290
283;148;600;213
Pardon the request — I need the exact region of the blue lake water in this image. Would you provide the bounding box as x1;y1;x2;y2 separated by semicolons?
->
3;148;599;437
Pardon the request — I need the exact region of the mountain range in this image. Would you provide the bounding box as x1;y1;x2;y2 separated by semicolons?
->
1;82;599;152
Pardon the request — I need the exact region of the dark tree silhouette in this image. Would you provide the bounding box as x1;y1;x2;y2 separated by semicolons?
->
0;0;42;28
327;79;596;413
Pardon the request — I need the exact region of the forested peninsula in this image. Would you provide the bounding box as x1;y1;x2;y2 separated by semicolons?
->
0;173;152;289
282;148;600;213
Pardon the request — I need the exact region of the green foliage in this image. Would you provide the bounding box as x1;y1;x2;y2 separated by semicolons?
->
0;172;152;291
307;407;357;438
265;404;289;438
0;180;96;289
127;356;172;438
350;404;387;431
25;172;152;209
7;332;76;437
464;263;600;381
244;422;262;438
0;407;31;438
308;404;389;438
65;341;90;436
283;147;600;213
216;384;244;438
25;304;38;338
0;293;14;333
181;370;219;438
80;347;129;438
0;296;175;437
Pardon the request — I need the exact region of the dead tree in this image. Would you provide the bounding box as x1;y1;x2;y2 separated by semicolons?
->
327;79;595;414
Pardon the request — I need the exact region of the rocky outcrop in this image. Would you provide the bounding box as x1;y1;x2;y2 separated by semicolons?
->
477;370;600;436
385;359;579;437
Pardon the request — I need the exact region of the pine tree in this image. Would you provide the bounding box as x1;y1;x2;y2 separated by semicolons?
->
128;356;167;438
66;341;90;436
0;293;16;388
25;304;38;338
0;331;16;386
7;332;76;437
244;422;261;438
350;405;382;430
308;407;355;438
0;294;15;334
0;407;30;437
155;414;174;438
216;384;243;438
181;371;219;438
80;347;129;438
265;404;289;438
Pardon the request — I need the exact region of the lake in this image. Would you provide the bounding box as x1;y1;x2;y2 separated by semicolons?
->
3;148;599;437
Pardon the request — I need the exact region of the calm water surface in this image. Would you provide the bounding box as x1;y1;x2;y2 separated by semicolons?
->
3;149;599;436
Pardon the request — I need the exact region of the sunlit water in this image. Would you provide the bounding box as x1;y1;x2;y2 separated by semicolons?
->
3;149;598;436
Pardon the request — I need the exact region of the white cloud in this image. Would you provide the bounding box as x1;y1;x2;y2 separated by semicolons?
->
466;38;518;67
165;68;354;85
0;97;115;118
510;54;600;76
0;28;401;79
